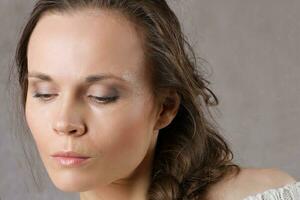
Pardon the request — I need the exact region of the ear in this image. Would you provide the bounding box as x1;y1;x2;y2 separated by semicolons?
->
154;89;181;131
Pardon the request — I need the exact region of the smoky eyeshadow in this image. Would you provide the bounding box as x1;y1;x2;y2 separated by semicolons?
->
88;85;119;96
27;80;122;96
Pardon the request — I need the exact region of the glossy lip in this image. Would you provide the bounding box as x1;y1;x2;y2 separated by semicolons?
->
50;151;92;167
51;151;91;158
51;156;91;167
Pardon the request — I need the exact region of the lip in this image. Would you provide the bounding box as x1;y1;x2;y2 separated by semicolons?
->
51;151;91;158
51;156;91;167
50;151;91;167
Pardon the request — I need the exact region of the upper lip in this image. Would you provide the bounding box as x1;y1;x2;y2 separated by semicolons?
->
51;151;91;158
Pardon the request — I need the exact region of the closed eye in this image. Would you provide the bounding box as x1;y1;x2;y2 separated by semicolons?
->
32;93;119;104
88;95;119;104
32;93;56;101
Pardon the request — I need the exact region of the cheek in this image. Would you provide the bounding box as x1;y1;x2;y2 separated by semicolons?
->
89;95;156;171
25;101;52;155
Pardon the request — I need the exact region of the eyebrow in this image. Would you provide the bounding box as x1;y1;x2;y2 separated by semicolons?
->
26;71;128;84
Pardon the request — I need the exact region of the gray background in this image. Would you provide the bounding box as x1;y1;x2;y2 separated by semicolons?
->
0;0;299;199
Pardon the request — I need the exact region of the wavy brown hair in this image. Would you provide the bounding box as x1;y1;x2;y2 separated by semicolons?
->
11;0;241;199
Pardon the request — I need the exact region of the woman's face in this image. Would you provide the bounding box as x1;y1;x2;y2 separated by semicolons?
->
25;9;161;192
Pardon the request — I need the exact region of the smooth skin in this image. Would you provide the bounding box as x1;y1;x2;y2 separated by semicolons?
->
25;8;297;200
25;9;180;200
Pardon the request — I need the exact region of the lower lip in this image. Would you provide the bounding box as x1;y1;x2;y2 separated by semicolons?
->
51;156;91;167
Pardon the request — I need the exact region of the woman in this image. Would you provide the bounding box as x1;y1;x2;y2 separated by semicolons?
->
12;0;299;200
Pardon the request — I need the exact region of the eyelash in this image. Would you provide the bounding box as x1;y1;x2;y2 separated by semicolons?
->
32;93;119;104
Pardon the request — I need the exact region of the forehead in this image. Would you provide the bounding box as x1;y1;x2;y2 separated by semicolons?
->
27;8;147;85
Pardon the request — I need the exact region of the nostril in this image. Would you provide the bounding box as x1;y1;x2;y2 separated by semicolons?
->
70;129;77;134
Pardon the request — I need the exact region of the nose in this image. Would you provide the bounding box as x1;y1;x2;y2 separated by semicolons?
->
53;121;86;137
52;97;86;137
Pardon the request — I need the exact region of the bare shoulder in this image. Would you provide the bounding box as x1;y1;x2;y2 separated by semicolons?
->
206;167;297;200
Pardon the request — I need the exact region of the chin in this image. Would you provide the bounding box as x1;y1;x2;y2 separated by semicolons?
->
48;170;113;193
47;170;94;192
52;178;92;192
